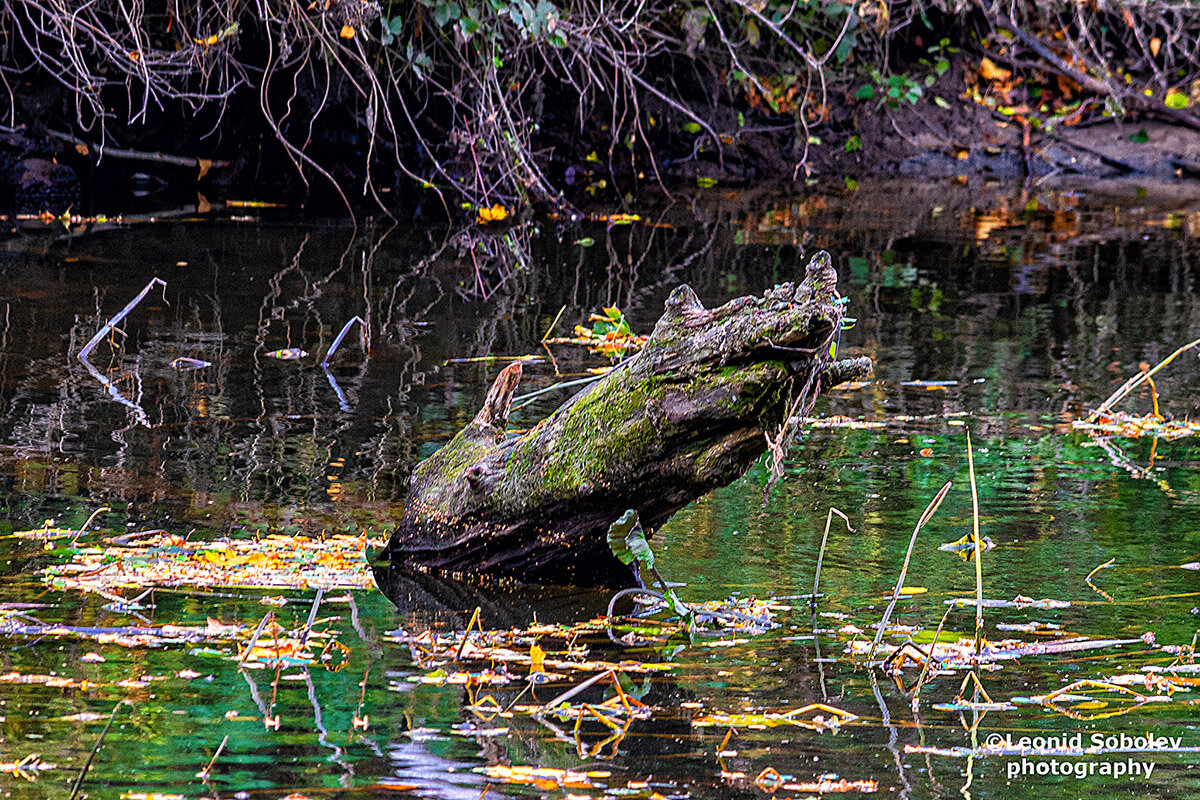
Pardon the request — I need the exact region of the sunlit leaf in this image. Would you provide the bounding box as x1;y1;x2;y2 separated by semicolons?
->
477;203;509;223
529;643;546;674
265;348;307;360
1165;89;1190;110
979;57;1011;82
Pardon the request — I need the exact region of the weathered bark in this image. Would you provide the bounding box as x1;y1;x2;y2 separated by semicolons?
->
385;251;872;585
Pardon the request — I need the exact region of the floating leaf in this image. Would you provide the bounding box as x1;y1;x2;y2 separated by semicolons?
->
529;643;546;674
938;532;996;560
265;348;307;360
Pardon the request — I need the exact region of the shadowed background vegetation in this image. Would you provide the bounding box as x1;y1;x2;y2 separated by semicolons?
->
4;1;1200;214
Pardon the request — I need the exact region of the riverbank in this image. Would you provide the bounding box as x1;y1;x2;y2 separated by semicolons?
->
2;0;1199;217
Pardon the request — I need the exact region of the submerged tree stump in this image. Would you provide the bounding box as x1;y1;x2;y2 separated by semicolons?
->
384;251;872;585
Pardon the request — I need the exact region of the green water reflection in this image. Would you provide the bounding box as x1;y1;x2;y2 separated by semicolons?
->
0;179;1199;799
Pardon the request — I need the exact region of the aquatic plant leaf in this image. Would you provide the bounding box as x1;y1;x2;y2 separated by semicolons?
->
938;532;996;560
606;510;640;565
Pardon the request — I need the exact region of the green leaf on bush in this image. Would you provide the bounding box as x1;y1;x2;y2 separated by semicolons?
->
855;84;874;100
745;18;760;47
1165;90;1190;110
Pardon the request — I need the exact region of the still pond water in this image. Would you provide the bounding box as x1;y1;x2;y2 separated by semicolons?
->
1;179;1199;800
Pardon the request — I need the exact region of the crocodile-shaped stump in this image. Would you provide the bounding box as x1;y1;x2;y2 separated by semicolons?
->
384;251;872;585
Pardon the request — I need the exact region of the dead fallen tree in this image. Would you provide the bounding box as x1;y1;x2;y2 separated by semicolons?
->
383;251;871;585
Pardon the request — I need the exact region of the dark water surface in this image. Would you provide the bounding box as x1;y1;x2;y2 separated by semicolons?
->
1;179;1200;799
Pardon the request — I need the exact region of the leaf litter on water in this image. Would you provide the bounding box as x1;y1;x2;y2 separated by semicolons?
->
43;531;383;594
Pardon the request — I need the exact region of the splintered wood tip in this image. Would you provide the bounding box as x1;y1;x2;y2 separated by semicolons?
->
473;361;523;430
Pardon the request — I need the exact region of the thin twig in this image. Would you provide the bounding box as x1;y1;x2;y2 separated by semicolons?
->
535;669;614;713
455;606;481;660
78;278;167;362
69;700;125;800
239;611;275;666
1093;337;1200;418
196;734;228;781
299;588;324;649
967;431;983;656
812;507;852;609
868;480;953;662
321;316;369;367
70;506;112;545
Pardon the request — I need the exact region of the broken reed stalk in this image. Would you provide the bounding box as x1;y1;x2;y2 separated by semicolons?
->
1092;336;1200;418
1085;558;1116;584
911;604;955;704
535;669;615;713
967;431;983;656
868;480;953;663
298;587;325;648
70;506;111;545
321;316;369;367
78;278;167;362
239;611;275;666
68;700;125;800
811;507;853;609
196;734;228;781
541;305;567;341
455;606;482;660
510;373;607;412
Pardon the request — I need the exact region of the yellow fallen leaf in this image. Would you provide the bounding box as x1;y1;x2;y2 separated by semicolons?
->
477;203;509;223
340;24;355;39
529;643;545;674
979;57;1011;82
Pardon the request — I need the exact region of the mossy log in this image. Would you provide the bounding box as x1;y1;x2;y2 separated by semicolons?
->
385;251;872;585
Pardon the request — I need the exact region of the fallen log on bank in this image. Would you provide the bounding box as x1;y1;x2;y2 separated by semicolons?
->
384;251;872;585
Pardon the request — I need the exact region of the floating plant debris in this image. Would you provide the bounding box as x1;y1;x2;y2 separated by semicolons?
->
264;348;308;360
42;532;383;594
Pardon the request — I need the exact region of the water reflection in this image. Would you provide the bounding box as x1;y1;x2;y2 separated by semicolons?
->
0;179;1198;798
